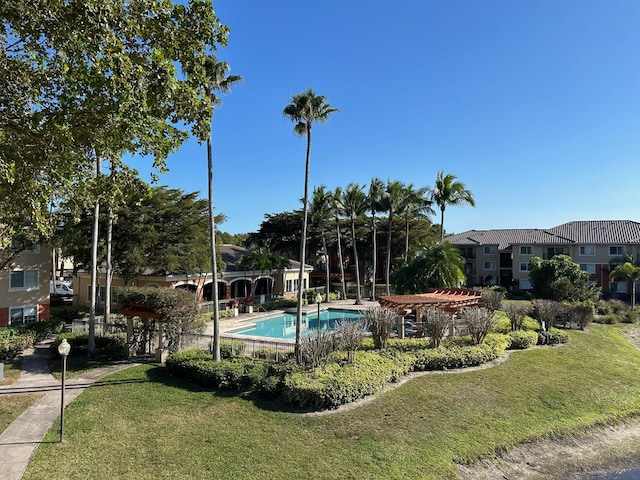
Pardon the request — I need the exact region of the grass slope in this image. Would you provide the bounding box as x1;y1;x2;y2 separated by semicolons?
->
24;325;640;480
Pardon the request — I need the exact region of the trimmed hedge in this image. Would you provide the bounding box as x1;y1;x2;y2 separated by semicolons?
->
537;328;569;345
412;344;501;371
49;333;127;359
282;350;414;409
508;330;539;349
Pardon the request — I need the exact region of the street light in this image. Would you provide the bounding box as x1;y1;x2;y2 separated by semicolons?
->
315;293;323;331
57;338;71;443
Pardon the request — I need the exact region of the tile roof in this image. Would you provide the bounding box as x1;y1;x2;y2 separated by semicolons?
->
549;220;640;244
446;220;640;249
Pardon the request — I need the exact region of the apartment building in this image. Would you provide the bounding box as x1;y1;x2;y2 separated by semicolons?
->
446;220;640;294
0;245;51;326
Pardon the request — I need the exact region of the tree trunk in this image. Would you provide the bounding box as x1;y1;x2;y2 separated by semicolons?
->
440;208;445;242
371;215;377;300
88;154;101;357
386;216;393;296
295;123;312;363
352;219;362;305
336;219;347;300
207;134;221;361
321;228;330;303
105;208;113;324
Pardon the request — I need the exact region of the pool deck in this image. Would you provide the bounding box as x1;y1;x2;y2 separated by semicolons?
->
211;298;380;343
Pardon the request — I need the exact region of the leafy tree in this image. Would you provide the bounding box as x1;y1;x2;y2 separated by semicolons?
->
310;185;334;303
283;88;338;362
200;56;242;362
393;242;465;294
528;254;600;302
339;184;367;305
246;211;304;259
432;171;475;242
610;262;640;310
2;0;230;356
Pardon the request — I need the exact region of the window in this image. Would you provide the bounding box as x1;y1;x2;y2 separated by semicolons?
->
580;264;596;274
519;262;531;272
483;246;497;255
86;285;106;300
610;282;628;294
519;279;532;289
609;246;624;256
286;280;292;292
10;306;37;325
579;246;595;256
520;246;533;255
9;269;38;290
484;261;496;270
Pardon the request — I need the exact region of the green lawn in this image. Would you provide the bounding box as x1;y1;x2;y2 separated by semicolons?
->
23;325;640;480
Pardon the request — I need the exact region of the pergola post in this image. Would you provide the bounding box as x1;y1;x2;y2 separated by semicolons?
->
155;321;168;363
126;316;134;358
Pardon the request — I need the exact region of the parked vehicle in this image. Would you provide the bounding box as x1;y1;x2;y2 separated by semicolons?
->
50;280;73;296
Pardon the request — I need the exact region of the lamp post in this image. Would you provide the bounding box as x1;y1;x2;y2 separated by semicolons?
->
57;338;71;443
315;293;323;331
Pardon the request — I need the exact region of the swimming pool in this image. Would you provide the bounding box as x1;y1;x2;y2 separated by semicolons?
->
230;309;362;340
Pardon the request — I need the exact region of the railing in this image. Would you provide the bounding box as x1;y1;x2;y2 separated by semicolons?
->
180;332;295;361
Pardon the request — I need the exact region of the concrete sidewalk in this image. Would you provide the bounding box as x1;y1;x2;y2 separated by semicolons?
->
0;341;133;480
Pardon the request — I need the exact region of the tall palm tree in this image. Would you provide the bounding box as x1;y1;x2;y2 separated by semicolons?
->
367;178;384;300
203;56;242;361
332;186;347;301
310;185;334;303
283;88;338;361
382;180;405;295
400;184;434;263
339;183;367;305
610;262;640;310
432;170;475;242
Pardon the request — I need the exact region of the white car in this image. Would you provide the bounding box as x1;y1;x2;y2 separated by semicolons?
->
50;280;73;296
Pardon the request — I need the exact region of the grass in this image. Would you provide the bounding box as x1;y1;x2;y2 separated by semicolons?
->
21;324;640;479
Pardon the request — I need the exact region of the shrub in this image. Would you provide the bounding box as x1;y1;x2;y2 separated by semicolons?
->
334;318;367;363
502;302;532;331
412;343;503;371
481;288;505;311
300;330;339;369
537;328;569;345
50;305;90;322
217;339;246;359
282;350;412;409
508;330;539;349
564;302;595;329
49;333;126;359
532;299;563;332
0;333;35;362
363;306;399;350
622;310;640;324
422;308;454;348
460;307;495;344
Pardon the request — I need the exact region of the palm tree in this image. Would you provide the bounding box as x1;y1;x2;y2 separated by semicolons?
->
610;262;640;310
332;186;347;301
203;56;242;361
283;88;338;361
432;171;475;242
382;180;405;295
400;184;433;263
367;178;384;300
310;185;334;303
394;242;466;294
339;183;367;305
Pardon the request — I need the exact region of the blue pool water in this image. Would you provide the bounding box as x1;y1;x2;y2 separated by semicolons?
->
230;309;362;340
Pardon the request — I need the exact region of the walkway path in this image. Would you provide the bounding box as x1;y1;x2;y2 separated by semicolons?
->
0;341;133;480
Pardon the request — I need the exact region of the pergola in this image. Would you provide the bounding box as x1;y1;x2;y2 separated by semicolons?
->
120;302;167;362
378;288;484;339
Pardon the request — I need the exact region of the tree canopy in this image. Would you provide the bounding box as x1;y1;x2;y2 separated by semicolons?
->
393;242;465;293
528;254;600;302
1;0;230;263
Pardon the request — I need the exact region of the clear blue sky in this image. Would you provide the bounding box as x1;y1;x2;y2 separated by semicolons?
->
129;0;640;236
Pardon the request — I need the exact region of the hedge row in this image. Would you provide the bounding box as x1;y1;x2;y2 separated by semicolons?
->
282;350;414;409
0;319;66;362
49;333;127;360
